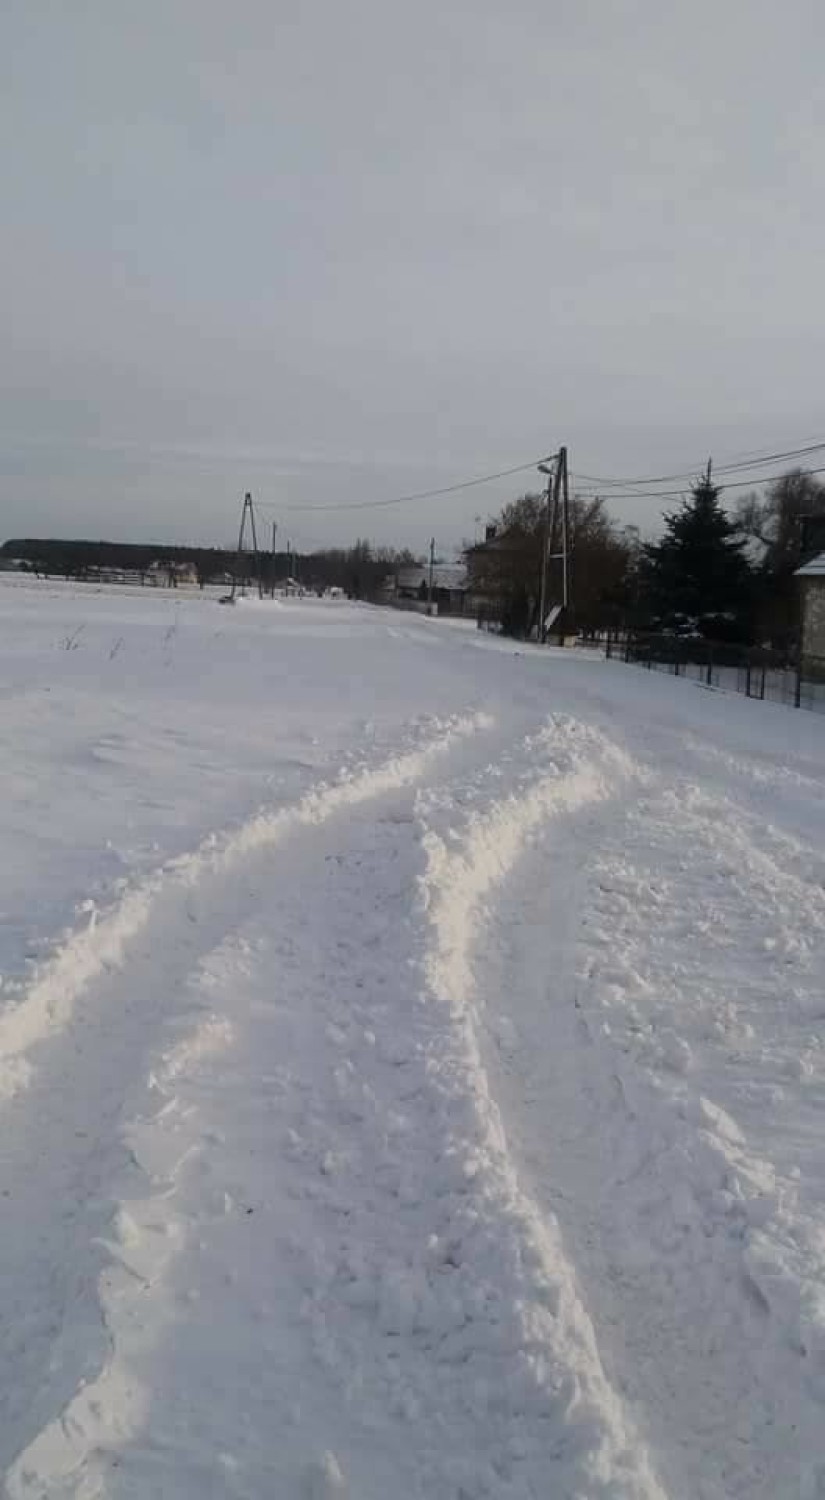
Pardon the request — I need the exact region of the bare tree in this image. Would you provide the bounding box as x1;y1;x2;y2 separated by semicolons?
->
735;468;825;645
466;492;633;638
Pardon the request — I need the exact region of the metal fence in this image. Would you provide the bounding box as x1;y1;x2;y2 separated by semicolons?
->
604;632;825;714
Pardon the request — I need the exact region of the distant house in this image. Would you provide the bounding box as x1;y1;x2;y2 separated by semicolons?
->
393;562;469;615
465;523;576;641
148;560;198;588
464;525;538;635
83;566;144;586
465;525;521;595
796;552;825;659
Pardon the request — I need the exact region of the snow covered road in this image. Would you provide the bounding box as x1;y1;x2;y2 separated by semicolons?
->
1;580;824;1498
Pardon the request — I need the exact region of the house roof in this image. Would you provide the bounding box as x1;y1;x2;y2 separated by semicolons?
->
796;552;825;577
397;563;468;591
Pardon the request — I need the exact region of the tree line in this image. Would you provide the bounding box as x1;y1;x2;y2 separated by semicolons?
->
5;465;824;647
466;468;825;650
0;536;415;599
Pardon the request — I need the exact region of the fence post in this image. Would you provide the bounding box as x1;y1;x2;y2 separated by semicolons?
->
760;663;766;700
795;656;803;709
706;645;713;687
745;657;752;697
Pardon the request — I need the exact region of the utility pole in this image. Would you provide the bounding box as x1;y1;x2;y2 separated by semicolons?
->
230;492;263;601
536;448;572;642
427;537;436;616
248;493;262;599
560;445;570;613
270;520;277;598
537;452;562;642
537;463;554;641
538;467;552;642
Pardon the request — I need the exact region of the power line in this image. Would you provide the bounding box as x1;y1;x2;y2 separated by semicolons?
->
255;454;557;515
241;434;825;523
571;463;825;502
573;439;825;491
575;442;824;487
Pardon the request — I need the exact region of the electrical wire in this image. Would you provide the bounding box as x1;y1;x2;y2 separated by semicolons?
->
254;454;557;515
241;435;825;520
570;464;825;502
573;439;825;491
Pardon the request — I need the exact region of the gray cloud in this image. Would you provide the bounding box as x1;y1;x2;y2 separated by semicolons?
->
2;0;824;552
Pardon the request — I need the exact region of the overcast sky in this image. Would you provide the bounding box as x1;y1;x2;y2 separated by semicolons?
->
2;0;824;554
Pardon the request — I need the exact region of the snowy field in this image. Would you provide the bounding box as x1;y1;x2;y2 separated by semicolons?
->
1;574;825;1499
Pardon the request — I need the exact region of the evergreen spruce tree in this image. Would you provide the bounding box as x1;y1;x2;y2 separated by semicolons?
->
639;472;753;640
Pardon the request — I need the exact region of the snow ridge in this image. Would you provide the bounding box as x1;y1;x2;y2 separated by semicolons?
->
0;711;490;1102
412;717;664;1497
4;989;237;1498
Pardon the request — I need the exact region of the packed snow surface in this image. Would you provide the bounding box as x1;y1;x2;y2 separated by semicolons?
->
1;575;824;1499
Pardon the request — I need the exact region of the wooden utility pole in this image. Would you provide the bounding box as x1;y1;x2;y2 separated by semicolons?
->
427;537;436;616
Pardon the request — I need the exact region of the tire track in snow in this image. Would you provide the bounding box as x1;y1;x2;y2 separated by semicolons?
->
0;713;494;1490
413;718;666;1498
4;960;240;1500
4;715;666;1500
473;752;825;1499
578;777;825;1500
680;730;825;799
0;711;491;1103
653;733;825;874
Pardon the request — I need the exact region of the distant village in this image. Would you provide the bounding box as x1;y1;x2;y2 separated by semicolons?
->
3;467;825;668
